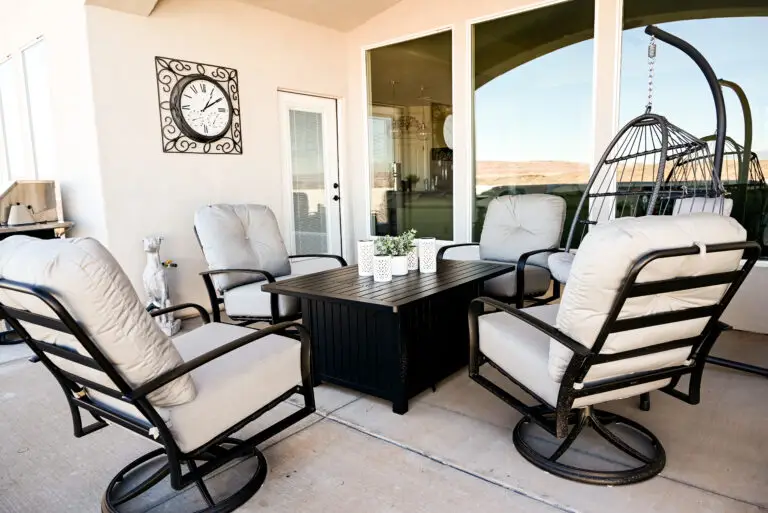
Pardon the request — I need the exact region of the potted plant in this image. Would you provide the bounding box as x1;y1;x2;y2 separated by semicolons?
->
376;229;417;276
405;174;420;192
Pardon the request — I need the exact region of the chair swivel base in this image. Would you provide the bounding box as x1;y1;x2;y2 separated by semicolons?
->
513;407;666;486
102;441;267;513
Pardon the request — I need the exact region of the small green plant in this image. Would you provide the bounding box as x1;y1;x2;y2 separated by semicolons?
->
376;229;417;256
405;174;420;185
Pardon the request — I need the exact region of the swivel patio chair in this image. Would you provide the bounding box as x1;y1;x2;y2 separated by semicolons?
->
438;194;565;308
469;213;758;485
0;235;315;512
194;204;346;325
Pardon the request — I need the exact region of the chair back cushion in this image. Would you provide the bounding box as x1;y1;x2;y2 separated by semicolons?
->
194;204;291;292
0;236;196;407
672;196;733;216
549;213;746;382
479;194;566;267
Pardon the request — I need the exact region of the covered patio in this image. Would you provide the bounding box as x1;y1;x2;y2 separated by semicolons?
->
1;0;768;511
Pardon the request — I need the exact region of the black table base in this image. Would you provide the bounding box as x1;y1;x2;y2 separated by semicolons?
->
302;281;482;414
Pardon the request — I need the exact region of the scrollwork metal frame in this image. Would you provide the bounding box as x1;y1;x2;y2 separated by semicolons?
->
155;56;243;155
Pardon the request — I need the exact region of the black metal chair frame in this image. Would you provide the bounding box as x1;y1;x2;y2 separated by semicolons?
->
194;227;347;326
0;280;315;512
469;241;760;485
437;243;561;308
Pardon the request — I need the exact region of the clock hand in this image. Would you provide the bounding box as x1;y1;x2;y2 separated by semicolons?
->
202;89;215;111
203;97;224;112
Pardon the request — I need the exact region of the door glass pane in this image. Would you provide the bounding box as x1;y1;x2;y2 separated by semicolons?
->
0;58;27;180
23;40;56;178
472;0;594;246
289;109;328;254
621;2;768;256
367;30;453;240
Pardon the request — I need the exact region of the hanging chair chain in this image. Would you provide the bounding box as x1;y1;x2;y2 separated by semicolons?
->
646;35;656;113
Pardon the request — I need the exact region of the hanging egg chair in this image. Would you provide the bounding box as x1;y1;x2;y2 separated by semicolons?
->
549;25;729;284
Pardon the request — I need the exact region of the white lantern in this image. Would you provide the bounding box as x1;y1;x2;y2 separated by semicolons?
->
373;255;393;282
358;240;375;277
418;237;437;273
406;244;419;271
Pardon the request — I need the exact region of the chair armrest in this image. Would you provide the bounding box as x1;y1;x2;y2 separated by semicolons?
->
289;254;348;267
517;248;561;271
470;296;589;356
130;321;309;400
150;303;210;324
437;242;479;261
199;268;277;283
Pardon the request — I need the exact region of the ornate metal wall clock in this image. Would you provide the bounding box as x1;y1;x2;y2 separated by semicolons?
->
155;57;242;154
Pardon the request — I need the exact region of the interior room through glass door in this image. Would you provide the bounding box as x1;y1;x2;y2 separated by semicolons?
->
279;91;342;256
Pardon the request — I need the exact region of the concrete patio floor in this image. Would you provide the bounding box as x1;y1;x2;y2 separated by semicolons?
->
0;329;766;513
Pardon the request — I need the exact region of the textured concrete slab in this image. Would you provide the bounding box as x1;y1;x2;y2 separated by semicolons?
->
330;330;768;513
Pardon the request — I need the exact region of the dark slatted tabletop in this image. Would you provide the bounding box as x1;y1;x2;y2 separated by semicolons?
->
262;260;514;309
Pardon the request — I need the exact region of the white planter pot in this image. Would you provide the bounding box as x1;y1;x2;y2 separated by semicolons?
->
419;237;437;273
391;255;408;276
406;246;419;271
358;240;375;277
373;255;392;282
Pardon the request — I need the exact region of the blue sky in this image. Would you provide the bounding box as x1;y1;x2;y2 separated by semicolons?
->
475;17;768;163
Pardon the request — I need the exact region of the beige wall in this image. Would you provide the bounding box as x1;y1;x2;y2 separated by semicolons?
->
84;0;347;306
0;0;108;241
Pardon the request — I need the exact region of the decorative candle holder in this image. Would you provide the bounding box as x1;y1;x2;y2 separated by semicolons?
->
406;244;419;271
391;255;408;276
418;237;437;273
358;240;375;277
373;255;393;282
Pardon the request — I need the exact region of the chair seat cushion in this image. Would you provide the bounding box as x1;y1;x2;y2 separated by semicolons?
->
478;305;670;408
223;277;299;319
548;252;574;283
89;323;302;453
483;263;551;298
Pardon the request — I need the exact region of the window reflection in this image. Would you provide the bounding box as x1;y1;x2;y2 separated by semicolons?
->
367;31;453;240
472;0;595;245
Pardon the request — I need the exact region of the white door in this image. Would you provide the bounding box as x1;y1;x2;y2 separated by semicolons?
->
279;92;342;256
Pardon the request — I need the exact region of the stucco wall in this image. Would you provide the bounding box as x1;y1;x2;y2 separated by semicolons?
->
84;0;348;307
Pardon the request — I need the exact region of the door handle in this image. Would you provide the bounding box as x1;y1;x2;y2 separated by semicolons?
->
332;195;340;202
333;182;339;189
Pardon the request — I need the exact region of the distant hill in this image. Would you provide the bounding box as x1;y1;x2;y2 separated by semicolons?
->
476;160;590;186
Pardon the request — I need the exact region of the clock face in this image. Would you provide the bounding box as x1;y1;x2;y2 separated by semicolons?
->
172;76;232;142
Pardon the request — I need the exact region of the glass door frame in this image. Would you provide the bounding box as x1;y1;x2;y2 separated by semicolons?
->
278;90;343;256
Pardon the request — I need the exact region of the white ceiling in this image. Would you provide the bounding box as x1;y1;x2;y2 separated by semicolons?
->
235;0;403;32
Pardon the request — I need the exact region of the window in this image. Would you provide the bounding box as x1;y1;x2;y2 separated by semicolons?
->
0;56;26;182
621;1;768;254
367;30;453;240
472;0;595;244
23;39;56;179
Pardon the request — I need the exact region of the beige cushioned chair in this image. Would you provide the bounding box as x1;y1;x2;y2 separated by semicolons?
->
194;204;346;324
469;213;758;485
0;235;315;512
439;194;566;307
